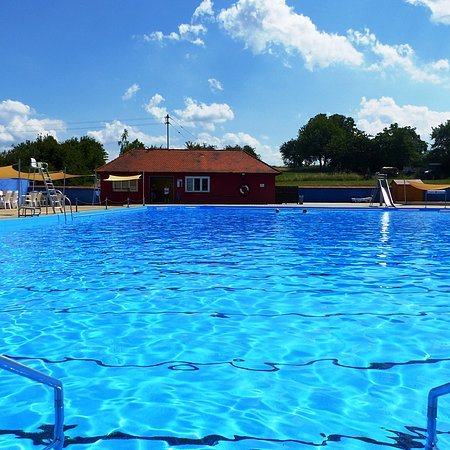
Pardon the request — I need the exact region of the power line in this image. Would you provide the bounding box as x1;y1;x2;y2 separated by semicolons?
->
169;115;198;141
170;123;194;144
62;117;163;125
1;115;164;132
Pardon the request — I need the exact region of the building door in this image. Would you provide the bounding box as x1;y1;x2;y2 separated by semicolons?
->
149;176;173;203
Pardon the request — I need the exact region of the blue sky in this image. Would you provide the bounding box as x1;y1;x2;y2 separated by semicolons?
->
1;0;450;165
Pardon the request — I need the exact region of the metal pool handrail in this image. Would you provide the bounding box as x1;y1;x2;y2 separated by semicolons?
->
425;381;450;450
0;355;64;450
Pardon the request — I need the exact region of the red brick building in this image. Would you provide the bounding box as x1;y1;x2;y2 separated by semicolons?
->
96;148;279;204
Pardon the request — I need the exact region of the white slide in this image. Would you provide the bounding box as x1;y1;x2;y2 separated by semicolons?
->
379;179;396;207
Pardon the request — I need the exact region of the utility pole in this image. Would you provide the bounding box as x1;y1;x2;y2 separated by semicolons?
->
165;114;170;149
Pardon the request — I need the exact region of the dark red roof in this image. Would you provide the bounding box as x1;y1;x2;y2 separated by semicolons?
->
97;149;279;174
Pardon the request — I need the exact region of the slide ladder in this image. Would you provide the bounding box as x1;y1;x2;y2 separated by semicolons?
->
0;355;64;449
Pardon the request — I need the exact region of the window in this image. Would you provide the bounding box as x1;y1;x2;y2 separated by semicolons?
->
112;180;138;192
185;176;210;192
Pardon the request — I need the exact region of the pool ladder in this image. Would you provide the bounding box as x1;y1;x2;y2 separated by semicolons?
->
0;355;64;449
426;382;450;449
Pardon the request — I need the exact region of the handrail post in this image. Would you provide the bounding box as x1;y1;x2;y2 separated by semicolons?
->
0;355;64;449
425;382;450;449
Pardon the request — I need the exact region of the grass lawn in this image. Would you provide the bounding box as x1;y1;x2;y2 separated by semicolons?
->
275;168;450;187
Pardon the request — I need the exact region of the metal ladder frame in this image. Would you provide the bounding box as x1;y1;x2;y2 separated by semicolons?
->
55;189;73;222
28;159;73;222
0;355;64;449
425;382;450;449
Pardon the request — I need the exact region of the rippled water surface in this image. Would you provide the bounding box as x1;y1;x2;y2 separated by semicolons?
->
1;206;450;449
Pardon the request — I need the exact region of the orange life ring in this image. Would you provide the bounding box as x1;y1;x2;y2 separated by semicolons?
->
240;184;250;195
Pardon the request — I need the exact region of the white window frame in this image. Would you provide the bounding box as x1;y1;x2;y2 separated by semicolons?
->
185;176;210;193
112;180;138;192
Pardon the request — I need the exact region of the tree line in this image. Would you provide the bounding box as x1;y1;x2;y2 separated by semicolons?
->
0;135;108;183
280;114;450;177
4;117;449;181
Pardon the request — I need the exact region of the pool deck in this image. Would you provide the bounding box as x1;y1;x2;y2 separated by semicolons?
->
0;202;448;221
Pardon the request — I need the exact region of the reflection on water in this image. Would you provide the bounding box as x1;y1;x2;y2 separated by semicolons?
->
0;207;450;449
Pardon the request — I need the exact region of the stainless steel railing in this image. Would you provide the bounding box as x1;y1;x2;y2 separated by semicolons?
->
0;355;64;449
425;381;450;450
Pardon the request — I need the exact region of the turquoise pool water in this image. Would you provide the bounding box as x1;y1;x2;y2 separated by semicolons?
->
1;206;450;449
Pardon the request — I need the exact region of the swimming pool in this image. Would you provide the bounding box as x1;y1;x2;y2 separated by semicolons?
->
1;206;450;449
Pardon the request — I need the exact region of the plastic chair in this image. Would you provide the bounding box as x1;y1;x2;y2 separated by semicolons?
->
10;191;19;208
36;191;43;207
3;191;12;209
26;191;39;207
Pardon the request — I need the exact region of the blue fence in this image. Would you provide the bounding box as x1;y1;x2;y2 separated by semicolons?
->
0;178;29;194
298;187;375;203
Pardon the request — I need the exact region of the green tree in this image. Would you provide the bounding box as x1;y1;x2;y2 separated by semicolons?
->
118;129;144;155
280;113;371;171
0;134;108;182
327;115;372;173
372;124;427;171
224;144;260;159
428;120;450;175
280;139;308;167
185;141;217;150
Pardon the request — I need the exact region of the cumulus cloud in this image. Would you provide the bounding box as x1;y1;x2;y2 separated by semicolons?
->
217;0;363;69
0;99;65;147
122;83;140;101
144;23;207;46
193;0;215;20
349;28;450;85
197;130;282;165
208;78;223;92
88;120;166;160
144;94;233;131
174;97;234;131
144;94;168;121
355;96;450;140
145;0;214;47
405;0;450;24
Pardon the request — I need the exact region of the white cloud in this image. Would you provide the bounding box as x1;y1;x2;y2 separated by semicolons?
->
87;120;166;161
349;28;450;85
122;83;140;101
144;94;168;121
355;96;450;140
208;78;223;92
197;131;282;165
144;94;233;131
217;0;363;69
174;97;234;131
0;99;65;146
144;23;207;46
193;0;215;20
406;0;450;24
